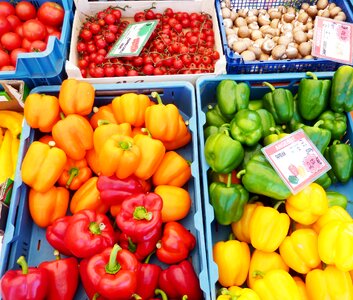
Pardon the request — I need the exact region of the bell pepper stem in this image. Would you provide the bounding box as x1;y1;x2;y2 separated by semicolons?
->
182;296;188;300
151;92;163;105
60;112;66;120
105;244;122;274
252;270;265;279
144;250;155;264
226;173;232;188
128;237;137;253
89;222;105;235
273;200;285;210
236;169;246;179
53;249;61;260
92;293;100;300
332;140;341;145
66;167;79;187
269;127;281;135
119;140;132;150
313;120;324;128
97;119;111;126
155;289;168;300
263;82;275;91
132;294;142;299
133;206;153;221
306;71;318;80
16;256;28;275
141;127;152;138
228;233;235;240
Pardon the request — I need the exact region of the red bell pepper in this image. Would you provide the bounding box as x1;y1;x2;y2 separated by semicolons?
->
64;209;115;258
38;250;79;300
85;244;139;299
116;193;163;243
156;221;196;264
159;260;203;300
0;256;48;300
46;216;72;256
96;175;147;206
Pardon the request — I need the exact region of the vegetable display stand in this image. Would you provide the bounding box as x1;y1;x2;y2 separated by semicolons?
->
0;81;210;299
65;0;226;84
0;0;73;88
215;0;353;74
196;72;353;299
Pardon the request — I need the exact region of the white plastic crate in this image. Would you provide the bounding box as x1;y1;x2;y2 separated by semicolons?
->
66;0;226;84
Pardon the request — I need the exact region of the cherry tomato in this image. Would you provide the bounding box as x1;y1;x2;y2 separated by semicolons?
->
90;23;101;35
111;9;121;21
104;13;116;25
48;30;61;40
142;64;154;75
29;40;47;52
15;1;36;21
37;2;64;27
6;15;21;30
164;8;174;18
93;66;104;77
23;19;47;41
1;32;22;51
0;49;11;68
0;16;11;37
145;9;155;20
78;58;88;69
115;64;127;77
0;2;15;18
21;37;31;50
127;69;139;76
15;24;23;37
10;47;27;66
104;64;115;77
134;12;145;22
80;29;92;41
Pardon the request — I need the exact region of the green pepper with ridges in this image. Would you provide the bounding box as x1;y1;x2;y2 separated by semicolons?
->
302;120;331;154
330;65;353;113
256;108;276;138
317;110;347;141
314;173;332;190
205;104;229;127
204;125;228;140
288;98;305;132
248;99;263;110
241;143;263;169
326;191;348;209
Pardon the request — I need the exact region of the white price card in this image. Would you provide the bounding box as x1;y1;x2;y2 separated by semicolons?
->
107;20;159;58
262;129;331;194
312;16;353;65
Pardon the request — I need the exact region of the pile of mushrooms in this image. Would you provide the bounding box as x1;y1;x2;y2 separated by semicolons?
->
221;0;347;61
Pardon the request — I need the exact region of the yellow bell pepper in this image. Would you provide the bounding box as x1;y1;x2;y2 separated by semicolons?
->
312;205;352;234
306;266;353;300
0;110;23;137
249;205;290;252
213;239;250;287
231;201;263;244
279;228;321;274
252;269;301;300
285;183;328;225
293;276;309;300
0;129;14;182
318;220;353;272
217;286;260;300
247;249;288;289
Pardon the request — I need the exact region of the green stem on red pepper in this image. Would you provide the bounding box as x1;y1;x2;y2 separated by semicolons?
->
155;289;168;300
105;244;122;275
133;206;153;221
17;256;28;275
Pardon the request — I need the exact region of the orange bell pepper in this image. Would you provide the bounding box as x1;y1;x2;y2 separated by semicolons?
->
57;157;92;190
152;151;191;187
112;93;151;127
110;203;122;217
24;93;60;132
133;133;166;180
154;185;191;222
38;135;56;146
131;127;148;137
231;201;264;244
90;104;117;129
86;148;101;175
279;228;321;274
52;114;94;160
306;266;353;299
58;78;95;116
293;276;309;300
247;249;289;289
93;122;132;154
162;115;192;150
98;134;141;179
213;239;250;287
70;176;109;214
21;141;67;193
29;186;69;228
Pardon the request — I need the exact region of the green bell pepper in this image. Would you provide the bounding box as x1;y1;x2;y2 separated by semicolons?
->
324;140;353;183
297;72;331;121
256;108;276;138
263;128;289;146
317;110;347;141
216;80;250;117
262;82;294;124
314;173;332;190
288;98;305;132
302;120;331;154
237;153;292;200
209;173;249;225
204;125;228;140
229;109;262;146
248;99;263;110
204;130;245;174
330;65;353;113
326;191;348;209
241;143;263;169
205;104;229;127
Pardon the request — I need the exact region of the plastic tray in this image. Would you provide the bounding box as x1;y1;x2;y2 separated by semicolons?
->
215;0;353;74
0;0;73;88
196;72;353;300
66;0;226;85
0;81;210;299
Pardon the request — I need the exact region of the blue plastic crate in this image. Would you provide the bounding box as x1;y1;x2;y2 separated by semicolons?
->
0;81;210;299
0;0;73;88
196;72;353;300
216;0;353;73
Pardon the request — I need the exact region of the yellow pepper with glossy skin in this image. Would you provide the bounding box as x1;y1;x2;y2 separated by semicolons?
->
213;239;250;287
318;220;353;272
0;110;23;137
217;286;260;300
252;269;301;300
279;228;321;274
312;205;352;233
306;266;353;300
0;130;14;182
293;276;309;300
285;183;328;225
249;205;290;252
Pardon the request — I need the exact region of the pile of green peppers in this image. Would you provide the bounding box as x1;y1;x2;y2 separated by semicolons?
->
204;65;353;226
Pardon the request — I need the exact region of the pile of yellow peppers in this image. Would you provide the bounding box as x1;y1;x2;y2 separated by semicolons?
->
0;110;23;183
214;182;353;300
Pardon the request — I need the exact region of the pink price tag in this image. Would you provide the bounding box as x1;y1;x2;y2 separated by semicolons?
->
262;129;331;194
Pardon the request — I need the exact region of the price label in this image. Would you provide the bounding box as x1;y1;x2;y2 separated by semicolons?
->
312;16;353;65
106;20;159;58
262;129;331;194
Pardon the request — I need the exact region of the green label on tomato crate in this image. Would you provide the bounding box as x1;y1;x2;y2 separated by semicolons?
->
106;20;159;58
262;129;331;194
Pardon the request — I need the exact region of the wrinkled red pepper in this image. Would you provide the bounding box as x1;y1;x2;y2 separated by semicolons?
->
46;216;72;256
85;244;139;299
116;193;163;243
38;251;79;300
96;175;147;206
0;256;48;300
159;260;203;300
64;209;115;258
156;221;196;264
